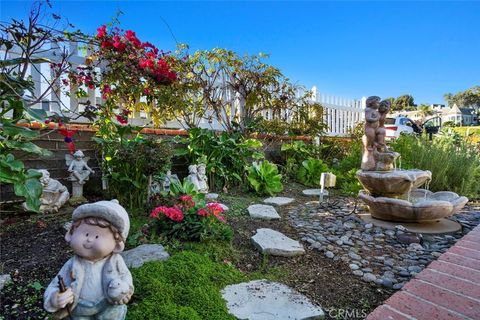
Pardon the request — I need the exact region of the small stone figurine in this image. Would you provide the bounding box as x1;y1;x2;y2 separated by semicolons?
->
187;165;201;190
23;169;70;213
66;150;94;185
196;164;209;193
44;200;134;319
66;150;94;204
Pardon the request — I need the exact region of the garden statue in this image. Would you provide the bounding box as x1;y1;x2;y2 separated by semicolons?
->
23;169;70;213
361;96;399;171
356;95;467;224
196;164;209;193
162;170;180;192
66;150;94;204
44;200;134;319
187;165;201;190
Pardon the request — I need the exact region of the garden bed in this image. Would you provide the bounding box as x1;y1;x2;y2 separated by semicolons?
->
1;181;479;319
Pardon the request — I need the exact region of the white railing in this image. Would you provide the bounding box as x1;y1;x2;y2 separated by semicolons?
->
2;43;365;136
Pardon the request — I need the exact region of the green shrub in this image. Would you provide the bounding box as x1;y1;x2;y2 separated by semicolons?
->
390;134;480;198
296;158;329;186
332;141;362;195
175;128;264;190
95;132;173;211
247;160;283;195
128;251;244;320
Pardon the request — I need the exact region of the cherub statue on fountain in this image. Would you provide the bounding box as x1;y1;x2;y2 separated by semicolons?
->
361;96;399;171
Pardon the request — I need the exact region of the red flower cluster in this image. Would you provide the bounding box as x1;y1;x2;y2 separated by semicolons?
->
150;206;184;222
179;195;195;208
198;202;226;222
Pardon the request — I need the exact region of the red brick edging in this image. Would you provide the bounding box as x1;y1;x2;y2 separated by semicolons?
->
19;122;315;140
367;225;480;320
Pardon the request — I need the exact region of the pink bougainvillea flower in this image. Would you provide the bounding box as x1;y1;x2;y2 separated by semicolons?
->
116;114;128;125
101;84;112;99
96;25;107;38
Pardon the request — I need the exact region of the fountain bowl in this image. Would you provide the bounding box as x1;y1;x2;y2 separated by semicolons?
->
358;189;468;223
356;169;432;197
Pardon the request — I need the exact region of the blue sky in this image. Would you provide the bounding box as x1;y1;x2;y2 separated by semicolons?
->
2;1;479;104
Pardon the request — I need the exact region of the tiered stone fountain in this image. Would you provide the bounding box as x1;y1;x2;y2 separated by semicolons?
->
356;96;468;230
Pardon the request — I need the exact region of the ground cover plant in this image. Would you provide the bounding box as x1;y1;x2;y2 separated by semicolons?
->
128;251;244;320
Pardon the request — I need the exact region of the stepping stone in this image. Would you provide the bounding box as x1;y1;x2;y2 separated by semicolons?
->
0;274;11;291
222;280;324;320
263;197;295;206
303;189;329;196
206;193;219;200
219;203;229;211
251;228;305;257
121;244;170;268
247;204;280;220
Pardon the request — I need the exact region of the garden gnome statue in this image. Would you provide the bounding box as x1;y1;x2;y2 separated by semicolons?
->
23;169;70;213
196;163;209;193
66;150;94;204
44;200;134;319
187;164;201;190
361;96;399;171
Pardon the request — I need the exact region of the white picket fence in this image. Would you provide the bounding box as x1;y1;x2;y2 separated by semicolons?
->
3;43;365;136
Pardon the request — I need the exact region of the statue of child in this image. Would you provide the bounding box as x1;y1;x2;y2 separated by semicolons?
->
375;99;391;151
196;164;209;194
68;150;95;185
363;96;381;152
23;169;70;213
44;200;134;319
187;165;201;190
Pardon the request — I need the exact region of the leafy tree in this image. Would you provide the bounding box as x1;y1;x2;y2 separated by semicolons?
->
417;104;435;121
391;94;416;112
444;86;480;108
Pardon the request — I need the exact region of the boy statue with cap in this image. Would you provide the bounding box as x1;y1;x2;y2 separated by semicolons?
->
44;200;134;319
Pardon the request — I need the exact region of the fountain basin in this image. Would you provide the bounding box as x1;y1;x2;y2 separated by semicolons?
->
358;189;468;223
356;169;432;197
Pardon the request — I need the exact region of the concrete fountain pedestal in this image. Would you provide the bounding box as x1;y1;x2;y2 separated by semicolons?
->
357;213;462;234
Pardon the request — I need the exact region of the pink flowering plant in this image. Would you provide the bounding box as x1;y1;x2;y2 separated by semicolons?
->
150;195;233;241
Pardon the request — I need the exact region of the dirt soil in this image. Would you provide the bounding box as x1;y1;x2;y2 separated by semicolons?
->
226;184;392;319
